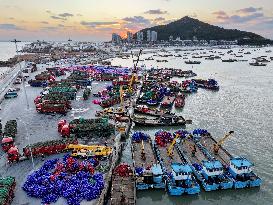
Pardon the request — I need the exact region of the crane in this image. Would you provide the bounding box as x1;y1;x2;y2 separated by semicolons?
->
213;131;234;154
167;134;181;157
66;144;112;158
128;49;143;94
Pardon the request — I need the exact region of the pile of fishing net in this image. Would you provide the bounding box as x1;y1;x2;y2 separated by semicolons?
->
173;130;189;138
192;129;209;136
132;132;149;142
114;163;132;177
22;155;104;205
155;130;173;147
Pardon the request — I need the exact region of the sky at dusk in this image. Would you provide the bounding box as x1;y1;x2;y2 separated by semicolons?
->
0;0;273;41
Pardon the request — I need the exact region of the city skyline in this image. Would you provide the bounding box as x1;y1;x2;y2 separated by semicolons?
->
0;0;273;41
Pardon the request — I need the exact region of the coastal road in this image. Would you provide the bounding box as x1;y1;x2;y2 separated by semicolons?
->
0;62;26;104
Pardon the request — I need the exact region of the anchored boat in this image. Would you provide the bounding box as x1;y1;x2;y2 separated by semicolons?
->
110;164;136;205
131;132;165;190
132;114;192;127
154;132;200;195
177;134;233;191
161;96;175;108
174;93;185;108
196;130;262;189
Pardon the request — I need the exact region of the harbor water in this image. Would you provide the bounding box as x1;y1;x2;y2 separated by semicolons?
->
111;47;273;205
0;41;27;61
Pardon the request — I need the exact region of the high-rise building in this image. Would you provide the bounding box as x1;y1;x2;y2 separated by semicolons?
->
151;31;157;42
147;30;151;42
136;32;144;42
127;31;133;43
112;33;122;44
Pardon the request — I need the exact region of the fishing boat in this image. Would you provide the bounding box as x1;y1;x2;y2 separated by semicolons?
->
131;133;165;190
193;79;219;90
110;164;136;205
197;130;262;189
249;62;267;66
134;105;168;117
185;60;201;64
222;59;237;62
132;114;192;127
177;134;233;191
161;96;175;108
174;94;185;108
154;135;200;195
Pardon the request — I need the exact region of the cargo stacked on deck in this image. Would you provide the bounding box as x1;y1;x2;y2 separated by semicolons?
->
0;176;16;205
34;93;71;114
7;138;78;163
1;120;17;152
58;118;115;138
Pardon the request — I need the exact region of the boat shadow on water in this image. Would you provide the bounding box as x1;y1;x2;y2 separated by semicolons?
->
199;186;261;201
136;187;260;205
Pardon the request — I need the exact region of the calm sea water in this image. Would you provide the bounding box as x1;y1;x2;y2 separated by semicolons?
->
111;47;273;205
0;41;27;61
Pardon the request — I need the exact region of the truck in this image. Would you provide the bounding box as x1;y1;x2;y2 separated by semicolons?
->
48;87;77;100
1;120;17;152
58;118;115;138
0;176;16;205
46;67;65;76
4;92;18;99
28;79;48;87
83;87;91;100
66;144;112;159
34;93;72;114
7;138;78;163
36;102;68;114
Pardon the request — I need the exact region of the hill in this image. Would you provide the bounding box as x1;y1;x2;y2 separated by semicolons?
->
138;16;272;45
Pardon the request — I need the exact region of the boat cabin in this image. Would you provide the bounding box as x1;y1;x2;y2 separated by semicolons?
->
171;163;192;180
229;157;253;175
151;164;164;184
202;160;223;179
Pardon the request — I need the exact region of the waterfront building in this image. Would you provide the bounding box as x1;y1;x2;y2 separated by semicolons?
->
147;30;151;42
112;33;122;44
151;31;158;42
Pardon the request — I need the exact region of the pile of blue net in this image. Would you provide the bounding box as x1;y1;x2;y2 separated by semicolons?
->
132;132;149;142
173;130;189;138
192;129;209;136
22;155;104;205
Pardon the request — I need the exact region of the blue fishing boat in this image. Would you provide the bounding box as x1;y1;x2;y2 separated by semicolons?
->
228;157;262;189
196;129;262;189
153;133;200;196
131;132;165;190
178;134;233;191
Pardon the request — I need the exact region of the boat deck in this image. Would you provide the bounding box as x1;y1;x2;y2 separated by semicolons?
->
161;96;175;106
179;138;209;164
110;175;135;205
132;140;157;168
200;135;232;166
158;144;181;173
